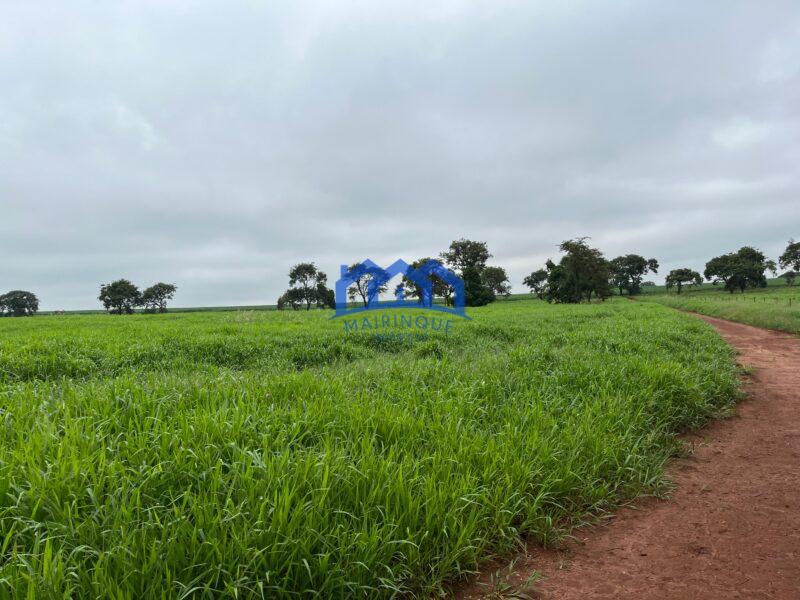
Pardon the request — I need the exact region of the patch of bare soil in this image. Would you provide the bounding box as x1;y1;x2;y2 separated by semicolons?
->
458;315;800;600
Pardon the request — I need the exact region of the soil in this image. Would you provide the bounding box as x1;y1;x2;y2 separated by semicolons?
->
457;315;800;599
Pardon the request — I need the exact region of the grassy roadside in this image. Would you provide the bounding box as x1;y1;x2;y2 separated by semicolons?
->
0;300;738;598
639;286;800;335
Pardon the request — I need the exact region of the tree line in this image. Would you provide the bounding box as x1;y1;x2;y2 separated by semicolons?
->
0;280;178;317
98;280;178;314
3;238;798;316
522;237;799;301
664;240;799;295
277;239;512;310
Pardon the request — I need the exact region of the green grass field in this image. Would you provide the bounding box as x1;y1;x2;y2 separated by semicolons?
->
639;281;800;335
0;300;738;598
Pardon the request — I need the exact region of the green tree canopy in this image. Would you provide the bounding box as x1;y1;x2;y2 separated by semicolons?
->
401;258;456;306
779;239;800;277
482;266;511;298
285;263;333;310
522;269;548;299
345;263;389;307
316;282;336;309
541;238;612;303
277;288;305;310
99;279;141;314
609;254;659;295
462;266;495;307
665;268;702;294
440;239;491;273
0;290;39;317
440;239;500;307
141;283;177;313
704;246;776;293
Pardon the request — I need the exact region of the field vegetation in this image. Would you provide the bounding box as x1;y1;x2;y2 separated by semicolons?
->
640;281;800;335
0;300;738;598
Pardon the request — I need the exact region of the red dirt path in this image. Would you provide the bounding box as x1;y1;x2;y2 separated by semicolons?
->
458;315;800;599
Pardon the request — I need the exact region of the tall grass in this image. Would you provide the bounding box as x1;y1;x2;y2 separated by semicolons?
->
0;300;737;598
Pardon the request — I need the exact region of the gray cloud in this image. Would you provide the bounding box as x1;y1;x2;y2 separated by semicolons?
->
1;1;799;309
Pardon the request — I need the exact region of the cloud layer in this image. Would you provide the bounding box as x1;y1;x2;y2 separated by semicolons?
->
2;1;799;309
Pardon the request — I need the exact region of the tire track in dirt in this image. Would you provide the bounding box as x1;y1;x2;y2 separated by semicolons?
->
459;314;800;600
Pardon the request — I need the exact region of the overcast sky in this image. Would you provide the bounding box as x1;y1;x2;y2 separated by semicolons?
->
2;1;799;310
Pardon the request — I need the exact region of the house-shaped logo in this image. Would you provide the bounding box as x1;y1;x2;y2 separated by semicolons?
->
333;259;468;319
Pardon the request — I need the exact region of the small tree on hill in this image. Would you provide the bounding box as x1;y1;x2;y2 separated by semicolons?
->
609;254;659;295
523;269;548;299
141;283;177;313
482;266;511;298
99;279;141;314
0;290;39;316
665;268;702;294
780;271;797;286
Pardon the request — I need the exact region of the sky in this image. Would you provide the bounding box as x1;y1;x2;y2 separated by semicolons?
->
1;1;799;310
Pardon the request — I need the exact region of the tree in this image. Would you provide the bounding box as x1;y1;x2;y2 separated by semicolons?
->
705;246;776;293
141;283;177;313
703;255;734;290
542;238;612;303
283;263;333;310
316;282;336;309
482;266;511;298
402;258;456;306
277;288;305;310
462;266;495;307
0;290;39;317
779;239;800;277
665;268;702;295
287;263;327;310
780;271;797;286
440;239;500;307
609;258;629;297
346;263;389;307
608;254;659;295
522;269;548;299
99;279;141;314
440;239;491;273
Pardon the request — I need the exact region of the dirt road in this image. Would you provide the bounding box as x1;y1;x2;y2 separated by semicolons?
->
462;315;800;599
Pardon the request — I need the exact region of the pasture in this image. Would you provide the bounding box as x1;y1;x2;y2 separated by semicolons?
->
640;282;800;335
0;300;737;598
